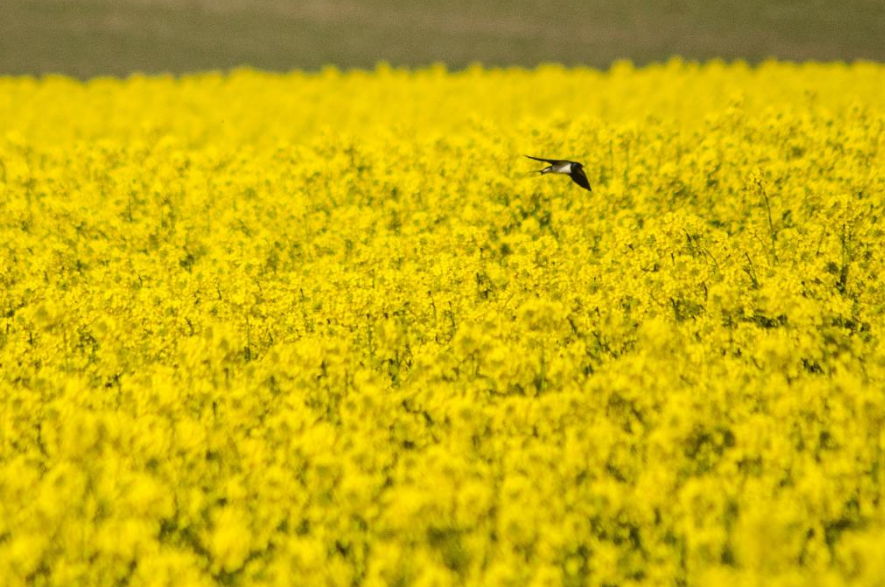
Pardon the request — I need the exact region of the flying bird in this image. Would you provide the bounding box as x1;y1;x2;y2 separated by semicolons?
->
525;155;592;191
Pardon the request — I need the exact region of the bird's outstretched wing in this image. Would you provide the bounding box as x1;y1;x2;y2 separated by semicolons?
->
570;167;592;191
525;155;571;165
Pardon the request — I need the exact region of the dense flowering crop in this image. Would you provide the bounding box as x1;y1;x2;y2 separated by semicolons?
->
2;61;885;586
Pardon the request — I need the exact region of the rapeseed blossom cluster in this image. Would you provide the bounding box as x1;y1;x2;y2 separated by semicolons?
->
2;61;885;586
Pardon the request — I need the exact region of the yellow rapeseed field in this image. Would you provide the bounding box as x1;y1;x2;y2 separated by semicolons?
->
2;61;885;586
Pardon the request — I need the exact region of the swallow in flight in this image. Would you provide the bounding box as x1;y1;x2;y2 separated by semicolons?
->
525;155;592;191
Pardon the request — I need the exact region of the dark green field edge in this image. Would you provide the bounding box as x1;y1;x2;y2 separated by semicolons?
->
2;0;885;77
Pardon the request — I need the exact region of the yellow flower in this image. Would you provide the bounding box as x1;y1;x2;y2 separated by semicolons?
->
2;61;885;586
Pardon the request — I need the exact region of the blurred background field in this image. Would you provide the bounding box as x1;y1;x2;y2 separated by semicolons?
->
3;0;885;77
